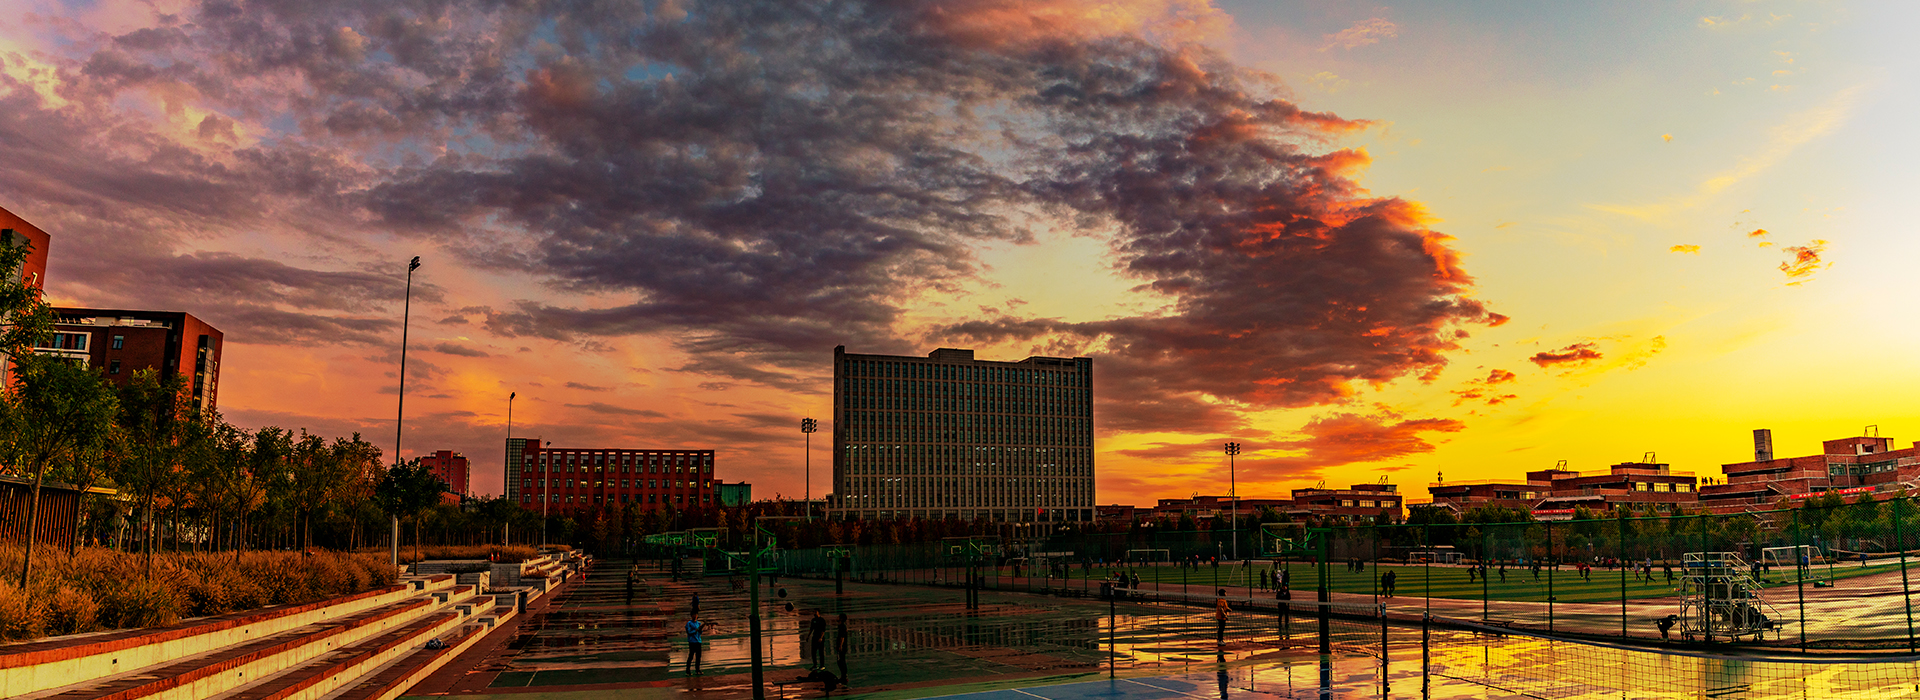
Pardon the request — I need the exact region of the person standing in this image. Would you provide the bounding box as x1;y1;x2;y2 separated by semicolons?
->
835;613;851;686
808;611;828;669
684;614;706;674
1213;589;1231;641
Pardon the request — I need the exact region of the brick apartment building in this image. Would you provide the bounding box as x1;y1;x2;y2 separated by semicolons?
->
39;308;223;412
509;440;719;515
418;450;469;503
1699;428;1920;511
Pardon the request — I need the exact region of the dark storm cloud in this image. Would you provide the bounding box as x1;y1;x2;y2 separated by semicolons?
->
4;0;1495;432
564;402;666;418
431;342;490;357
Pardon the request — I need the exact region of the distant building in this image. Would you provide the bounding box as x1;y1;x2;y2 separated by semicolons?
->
504;437;538;505
1700;428;1920;511
1289;483;1404;522
1425;462;1698;519
418;450;470;501
830;346;1095;525
718;481;752;507
509;440;717;515
41;309;223;412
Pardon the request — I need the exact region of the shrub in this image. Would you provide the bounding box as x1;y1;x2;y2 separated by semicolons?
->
0;547;400;644
44;586;99;636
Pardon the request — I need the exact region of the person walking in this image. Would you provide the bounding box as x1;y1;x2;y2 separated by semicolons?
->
808;610;828;668
1381;570;1397;598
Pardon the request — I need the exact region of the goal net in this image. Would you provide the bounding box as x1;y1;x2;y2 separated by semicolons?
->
1125;548;1170;564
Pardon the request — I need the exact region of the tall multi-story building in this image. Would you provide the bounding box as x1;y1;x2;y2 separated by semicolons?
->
831;346;1095;524
418;450;470;500
504;437;538;505
508;440;717;515
39;309;223;411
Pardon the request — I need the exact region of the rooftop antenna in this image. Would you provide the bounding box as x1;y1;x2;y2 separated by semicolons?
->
1866;425;1880;437
1314;479;1326;489
1378;475;1390;484
1437;469;1444;484
1643;451;1657;463
1555;459;1568;469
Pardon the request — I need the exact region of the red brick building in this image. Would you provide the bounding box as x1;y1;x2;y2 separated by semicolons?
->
1289;483;1404;522
1427;462;1698;519
418;450;469;503
511;440;717;515
39;309;223;412
0;206;50;291
1699;429;1920;511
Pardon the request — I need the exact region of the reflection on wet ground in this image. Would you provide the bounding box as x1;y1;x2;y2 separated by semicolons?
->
413;558;1920;700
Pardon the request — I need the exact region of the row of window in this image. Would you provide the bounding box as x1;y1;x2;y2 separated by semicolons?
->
520;493;709;505
844;391;1087;417
843;359;1087;386
523;478;711;490
844;411;1089;445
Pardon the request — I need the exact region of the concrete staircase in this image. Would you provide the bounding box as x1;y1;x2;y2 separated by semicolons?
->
0;574;520;700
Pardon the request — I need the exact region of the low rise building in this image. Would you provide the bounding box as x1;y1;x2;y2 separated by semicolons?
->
1290;483;1404;522
1700;428;1920;511
510;440;717;515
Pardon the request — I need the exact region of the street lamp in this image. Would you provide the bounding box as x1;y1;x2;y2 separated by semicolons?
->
391;255;420;570
1224;442;1241;562
506;391;515;546
801;417;819;520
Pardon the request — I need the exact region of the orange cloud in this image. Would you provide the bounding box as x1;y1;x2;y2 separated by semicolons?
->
1670;244;1700;254
1486;369;1516;384
1529;342;1602;368
1320;18;1398;51
1780;240;1829;284
1662;134;1673;142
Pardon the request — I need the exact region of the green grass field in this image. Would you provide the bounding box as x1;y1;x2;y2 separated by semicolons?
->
1062;560;1909;604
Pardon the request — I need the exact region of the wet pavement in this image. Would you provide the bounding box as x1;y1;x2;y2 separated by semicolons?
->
404;558;1920;700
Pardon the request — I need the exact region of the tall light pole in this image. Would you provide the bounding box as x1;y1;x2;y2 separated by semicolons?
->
801;417;818;520
505;391;515;546
1224;442;1241;562
392;255;420;570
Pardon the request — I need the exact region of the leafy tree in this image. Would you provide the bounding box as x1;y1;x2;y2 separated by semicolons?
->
3;352;119;585
373;458;444;564
0;238;54;352
112;369;191;574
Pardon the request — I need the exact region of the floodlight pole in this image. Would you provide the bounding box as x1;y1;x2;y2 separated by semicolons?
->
506;391;515;546
391;255;419;570
1224;442;1242;561
801;418;819;520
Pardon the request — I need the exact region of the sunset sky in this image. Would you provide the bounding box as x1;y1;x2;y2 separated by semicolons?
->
0;0;1913;506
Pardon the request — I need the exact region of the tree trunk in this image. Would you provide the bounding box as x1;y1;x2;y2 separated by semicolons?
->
20;466;47;588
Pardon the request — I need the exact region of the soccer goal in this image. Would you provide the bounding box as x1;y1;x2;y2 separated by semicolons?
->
1126;548;1171;564
1759;545;1824;582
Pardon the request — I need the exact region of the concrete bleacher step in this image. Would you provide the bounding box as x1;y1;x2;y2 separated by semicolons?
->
0;576;458;699
15;583;481;700
203;601;511;700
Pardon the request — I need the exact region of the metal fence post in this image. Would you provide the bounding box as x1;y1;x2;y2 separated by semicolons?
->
1619;514;1628;639
1898;498;1915;653
1546;520;1554;633
1793;507;1805;652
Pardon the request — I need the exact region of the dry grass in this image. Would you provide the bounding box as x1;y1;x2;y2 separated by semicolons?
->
354;544;542;563
0;548;397;643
